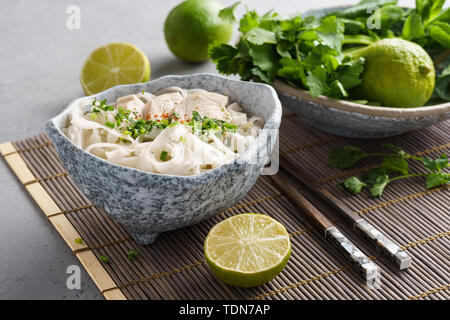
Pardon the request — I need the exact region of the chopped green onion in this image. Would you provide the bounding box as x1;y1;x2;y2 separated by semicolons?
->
98;255;109;263
160;151;168;161
105;121;115;128
74;238;83;244
127;249;139;261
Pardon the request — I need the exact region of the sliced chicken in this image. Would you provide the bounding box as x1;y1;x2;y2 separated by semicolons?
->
136;91;155;104
116;94;146;119
143;92;183;120
180;92;229;121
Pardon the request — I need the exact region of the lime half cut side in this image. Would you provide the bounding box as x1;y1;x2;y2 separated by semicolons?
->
80;42;150;96
204;213;291;288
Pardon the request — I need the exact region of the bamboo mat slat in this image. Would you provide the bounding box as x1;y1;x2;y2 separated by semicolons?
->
1;112;449;300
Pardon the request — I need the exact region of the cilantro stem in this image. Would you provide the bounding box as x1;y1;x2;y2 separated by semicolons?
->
388;173;428;183
363;152;422;161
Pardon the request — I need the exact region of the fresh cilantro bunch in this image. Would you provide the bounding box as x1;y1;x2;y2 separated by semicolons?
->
209;1;366;99
329;144;450;197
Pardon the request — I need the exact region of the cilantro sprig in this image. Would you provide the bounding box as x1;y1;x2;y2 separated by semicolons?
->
330;144;449;197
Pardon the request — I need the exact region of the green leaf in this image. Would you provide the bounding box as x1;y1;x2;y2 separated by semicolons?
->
208;43;239;75
248;43;278;74
427;0;446;23
306;65;330;98
428;21;450;48
361;168;387;184
329;80;349;98
338;177;367;195
333;0;399;19
251;66;272;83
434;7;450;23
436;64;450;101
277;57;307;87
74;238;83;244
426;172;450;188
382;143;410;158
381;157;409;175
219;1;245;24
402;12;426;40
245;28;277;45
422;154;448;171
239;10;259;33
315;16;345;52
336;57;365;89
370;174;389;198
378;4;405;29
329;146;368;169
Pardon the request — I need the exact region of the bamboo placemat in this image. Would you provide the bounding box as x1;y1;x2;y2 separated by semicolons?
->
1;112;449;300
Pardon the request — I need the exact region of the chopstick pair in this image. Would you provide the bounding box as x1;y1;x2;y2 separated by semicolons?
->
269;157;411;286
278;156;412;270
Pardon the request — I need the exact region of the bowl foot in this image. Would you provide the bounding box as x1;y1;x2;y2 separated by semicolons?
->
131;231;160;245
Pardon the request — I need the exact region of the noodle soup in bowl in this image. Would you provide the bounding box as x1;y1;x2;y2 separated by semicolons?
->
46;73;282;244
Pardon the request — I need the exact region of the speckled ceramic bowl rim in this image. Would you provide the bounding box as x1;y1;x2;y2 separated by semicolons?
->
47;73;282;181
273;4;450;119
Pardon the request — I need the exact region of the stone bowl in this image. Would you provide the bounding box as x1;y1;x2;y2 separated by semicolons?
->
274;5;450;138
46;73;282;244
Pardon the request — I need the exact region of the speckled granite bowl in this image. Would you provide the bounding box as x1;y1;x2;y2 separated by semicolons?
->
46;73;282;244
275;6;450;138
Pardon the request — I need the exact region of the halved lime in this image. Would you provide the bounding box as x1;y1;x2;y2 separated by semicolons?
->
204;213;291;288
80;42;150;95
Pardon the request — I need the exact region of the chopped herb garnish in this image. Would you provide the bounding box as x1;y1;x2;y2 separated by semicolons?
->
160;151;168;161
105;121;115;129
74;238;83;244
98;255;109;263
127;249;140;261
84;99;239;141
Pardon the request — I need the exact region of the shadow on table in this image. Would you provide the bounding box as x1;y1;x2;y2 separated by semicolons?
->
151;56;216;79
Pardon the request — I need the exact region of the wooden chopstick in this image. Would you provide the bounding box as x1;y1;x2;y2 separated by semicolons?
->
279;154;412;270
269;171;381;286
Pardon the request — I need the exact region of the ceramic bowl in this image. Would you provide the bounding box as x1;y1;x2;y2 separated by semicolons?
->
46;73;282;244
275;6;450;138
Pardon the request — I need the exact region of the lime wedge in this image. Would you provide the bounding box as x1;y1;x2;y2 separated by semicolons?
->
80;42;150;95
204;213;291;288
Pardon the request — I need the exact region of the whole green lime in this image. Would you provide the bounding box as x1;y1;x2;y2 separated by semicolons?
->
164;0;233;63
355;38;435;108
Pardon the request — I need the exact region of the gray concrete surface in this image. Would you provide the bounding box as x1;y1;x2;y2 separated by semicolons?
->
0;0;416;299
